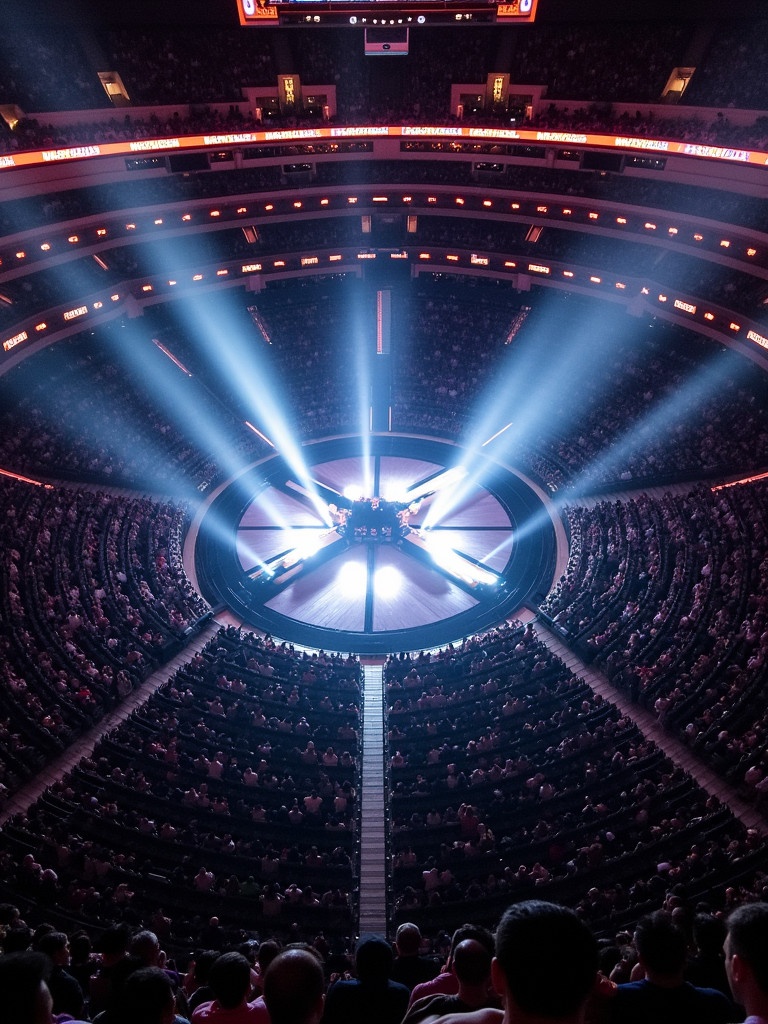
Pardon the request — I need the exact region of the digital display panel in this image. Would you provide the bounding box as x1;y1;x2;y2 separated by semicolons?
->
236;0;537;26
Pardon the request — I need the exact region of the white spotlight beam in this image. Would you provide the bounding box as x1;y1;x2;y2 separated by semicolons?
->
244;420;275;447
482;421;514;447
250;526;345;585
404;465;468;506
403;530;501;589
284;478;341;523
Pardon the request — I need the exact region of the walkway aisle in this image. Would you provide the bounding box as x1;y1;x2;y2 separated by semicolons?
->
0;619;222;826
534;619;767;835
358;660;388;937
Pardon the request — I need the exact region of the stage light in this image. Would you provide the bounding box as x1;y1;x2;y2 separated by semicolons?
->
295;531;328;561
375;566;402;597
337;559;368;596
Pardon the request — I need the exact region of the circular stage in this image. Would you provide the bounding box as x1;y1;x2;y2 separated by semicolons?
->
190;435;561;654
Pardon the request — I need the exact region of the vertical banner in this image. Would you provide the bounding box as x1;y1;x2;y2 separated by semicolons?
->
485;73;510;113
278;75;302;116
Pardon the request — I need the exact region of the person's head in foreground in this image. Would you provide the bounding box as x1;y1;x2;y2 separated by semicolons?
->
492;900;598;1022
725;901;768;1016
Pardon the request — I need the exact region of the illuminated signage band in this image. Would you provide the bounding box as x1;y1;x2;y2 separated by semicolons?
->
4;250;768;366
63;305;88;321
2;330;28;352
1;124;768;173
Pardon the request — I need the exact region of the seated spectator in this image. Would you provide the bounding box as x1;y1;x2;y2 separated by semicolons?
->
429;901;599;1024
121;966;186;1024
408;925;496;1008
0;950;54;1024
36;931;85;1020
403;937;498;1024
191;952;268;1024
685;914;731;997
263;948;326;1024
322;936;410;1024
724;902;768;1021
608;911;737;1024
392;923;439;991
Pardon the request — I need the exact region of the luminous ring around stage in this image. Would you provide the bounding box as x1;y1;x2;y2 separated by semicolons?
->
190;435;561;654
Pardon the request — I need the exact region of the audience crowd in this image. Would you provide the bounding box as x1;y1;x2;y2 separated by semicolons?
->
0;627;360;950
384;621;768;943
541;480;768;811
2;15;768;1024
2;621;768;1024
0;477;208;802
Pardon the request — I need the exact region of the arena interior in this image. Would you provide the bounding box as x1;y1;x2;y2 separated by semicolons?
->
2;0;768;1012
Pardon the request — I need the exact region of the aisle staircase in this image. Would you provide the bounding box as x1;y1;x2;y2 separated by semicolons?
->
358;661;388;936
0;619;221;825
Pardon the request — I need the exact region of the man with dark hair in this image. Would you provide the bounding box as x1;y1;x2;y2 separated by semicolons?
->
121;967;179;1024
36;930;85;1019
89;923;132;1017
185;951;220;1013
609;910;736;1024
493;900;598;1022
0;950;54;1024
191;952;268;1023
725;901;768;1020
263;948;325;1024
403;939;498;1024
686;913;731;996
429;901;598;1024
322;935;410;1024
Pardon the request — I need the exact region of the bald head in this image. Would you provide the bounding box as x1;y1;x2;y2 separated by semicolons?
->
453;939;493;989
264;948;325;1024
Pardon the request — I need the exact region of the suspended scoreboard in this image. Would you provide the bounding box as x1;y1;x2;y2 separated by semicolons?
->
236;0;537;26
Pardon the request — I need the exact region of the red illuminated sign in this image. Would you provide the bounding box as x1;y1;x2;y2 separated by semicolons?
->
497;1;538;21
237;0;279;23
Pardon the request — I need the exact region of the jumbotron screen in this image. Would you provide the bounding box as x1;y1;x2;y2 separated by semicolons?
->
237;0;537;26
